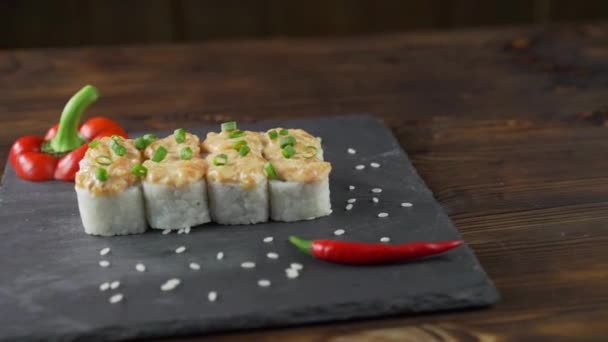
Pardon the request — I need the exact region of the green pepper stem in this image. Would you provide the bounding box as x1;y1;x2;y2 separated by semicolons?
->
288;236;313;255
48;85;99;153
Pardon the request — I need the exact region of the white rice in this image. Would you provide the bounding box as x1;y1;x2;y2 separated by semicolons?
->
76;186;147;236
269;179;331;222
207;180;268;225
143;179;210;230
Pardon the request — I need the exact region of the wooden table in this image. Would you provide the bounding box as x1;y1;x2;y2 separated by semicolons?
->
1;23;607;341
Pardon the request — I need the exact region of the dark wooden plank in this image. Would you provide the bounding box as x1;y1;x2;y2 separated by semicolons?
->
1;23;608;341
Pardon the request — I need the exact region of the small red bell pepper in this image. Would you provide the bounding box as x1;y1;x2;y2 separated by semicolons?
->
9;85;127;182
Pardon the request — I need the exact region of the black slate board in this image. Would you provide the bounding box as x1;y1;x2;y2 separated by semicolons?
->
0;115;499;341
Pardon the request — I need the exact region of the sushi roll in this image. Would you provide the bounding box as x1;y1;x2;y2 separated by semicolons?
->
141;129;211;230
75;136;147;236
205;149;269;224
263;128;332;222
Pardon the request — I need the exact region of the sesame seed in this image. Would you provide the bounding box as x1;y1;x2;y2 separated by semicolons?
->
380;237;391;243
99;282;110;291
263;236;274;243
334;229;345;236
135;263;146;272
216;252;224;260
290;262;303;271
162;229;171;235
99;260;110;268
189;262;201;270
99;247;110;256
241;261;256;269
378;212;389;218
372;197;379;203
355;164;365;170
347;198;357;204
347;148;356;154
175;246;186;254
110;281;120;290
161;278;181;291
285;268;300;279
109;293;123;304
267;252;279;260
258;279;271;287
371;188;383;193
177;228;184;235
208;291;218;302
348;185;355;190
370;162;381;168
401;202;413;207
345;203;354;211
184;227;191;234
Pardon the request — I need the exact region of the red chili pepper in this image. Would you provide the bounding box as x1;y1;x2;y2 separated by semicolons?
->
9;85;127;182
289;236;463;265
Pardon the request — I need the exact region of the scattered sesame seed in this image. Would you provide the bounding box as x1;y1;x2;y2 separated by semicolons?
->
162;229;171;235
110;281;120;290
370;162;381;168
401;202;413;207
267;252;279;260
347;198;357;204
286;268;300;279
263;236;274;243
99;282;110;291
348;185;355;191
208;291;218;302
371;188;383;193
378;212;389;218
99;247;110;256
380;237;391;243
184;227;191;234
189;262;201;270
161;278;181;291
345;203;354;211
109;293;123;304
177;228;184;235
135;263;146;272
290;263;303;271
355;164;366;170
216;252;224;260
99;260;110;268
175;246;186;254
372;197;379;203
347;148;356;154
334;229;345;236
258;279;271;287
241;261;256;269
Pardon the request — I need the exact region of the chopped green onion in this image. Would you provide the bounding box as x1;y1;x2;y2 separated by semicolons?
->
213;153;228;166
151;146;167;162
279;128;288;136
305;145;318;159
131;163;147;177
265;162;278;179
282;145;296;158
135;134;157;150
280;135;296;148
143;133;157;141
111;140;127;156
238;145;250;156
232;140;248;150
111;135;122;141
268;130;278;140
96;167;108;182
174;128;186;143
95;155;112;166
180;146;193;160
229;130;245;138
89;139;100;149
221;121;237;132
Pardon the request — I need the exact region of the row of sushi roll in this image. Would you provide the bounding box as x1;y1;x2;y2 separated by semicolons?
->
74;122;332;236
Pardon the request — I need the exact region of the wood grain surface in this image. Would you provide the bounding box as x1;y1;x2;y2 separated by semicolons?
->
1;23;608;341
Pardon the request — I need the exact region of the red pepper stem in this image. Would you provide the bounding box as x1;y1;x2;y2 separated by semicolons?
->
48;85;99;153
288;236;313;255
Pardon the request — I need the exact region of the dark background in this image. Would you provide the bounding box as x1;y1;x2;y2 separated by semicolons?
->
1;0;608;49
